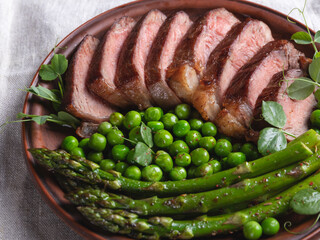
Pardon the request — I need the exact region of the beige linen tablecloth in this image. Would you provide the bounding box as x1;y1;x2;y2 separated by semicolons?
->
0;0;319;239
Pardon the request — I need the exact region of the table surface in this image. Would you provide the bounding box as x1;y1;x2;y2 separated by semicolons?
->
0;0;319;239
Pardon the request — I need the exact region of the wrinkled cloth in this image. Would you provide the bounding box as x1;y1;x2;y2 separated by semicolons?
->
0;0;319;239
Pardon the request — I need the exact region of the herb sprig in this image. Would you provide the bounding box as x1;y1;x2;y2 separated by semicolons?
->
257;101;295;156
285;0;320;100
122;122;154;167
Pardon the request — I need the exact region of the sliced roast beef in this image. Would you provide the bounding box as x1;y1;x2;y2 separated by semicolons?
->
88;16;136;108
63;35;116;123
249;69;316;141
216;40;304;138
192;18;273;121
76;122;99;138
115;9;167;110
166;8;240;103
145;11;193;109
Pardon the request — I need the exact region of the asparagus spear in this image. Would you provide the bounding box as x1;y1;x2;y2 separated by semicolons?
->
29;132;315;196
78;171;320;239
67;152;320;215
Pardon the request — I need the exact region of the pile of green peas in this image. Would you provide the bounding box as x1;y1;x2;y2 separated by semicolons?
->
60;104;260;182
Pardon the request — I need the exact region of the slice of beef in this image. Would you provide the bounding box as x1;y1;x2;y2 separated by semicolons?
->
192;18;273;121
63;35;116;123
115;9;167;110
145;11;193;109
76;122;99;138
88;16;136;108
166;8;240;103
249;69;316;141
216;40;304;138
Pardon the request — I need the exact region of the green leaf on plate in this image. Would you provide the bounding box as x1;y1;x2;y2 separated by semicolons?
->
49;111;80;129
309;57;320;82
287;78;315;100
31;115;51;125
291;31;312;44
290;189;320;215
314;30;320;43
258;127;287;156
132;142;153;167
39;64;58;81
140;122;153;148
262;101;286;128
51;54;68;75
25;85;61;103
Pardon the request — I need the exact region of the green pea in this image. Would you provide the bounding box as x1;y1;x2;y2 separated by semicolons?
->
123;111;141;130
109;112;124;127
311;110;320;128
227;152;246;167
190;148;210;166
198;136;216;152
100;159;115;171
201;122;217;137
169;166;187;181
161;113;179;130
154;151;173;172
111;145;130;161
107;129;124;146
142;165;163;182
185;130;202;149
243;221;262;240
214;139;232;157
124;166;141;180
189;118;203;130
194;163;213;177
115;162;129;174
261;217;280;236
87;151;103;163
154;129;173;148
169;140;190;156
175;152;191;167
221;157;229;170
232;143;242;152
69;147;85;158
208;160;221;173
175;104;191;120
147;121;164;132
217;133;232;142
88;133;107;152
129;126;143;143
173;120;191;137
98;122;112;135
144;107;163;122
126;149;135;165
61;136;79;152
187;166;197;179
78;138;90;152
240;143;259;161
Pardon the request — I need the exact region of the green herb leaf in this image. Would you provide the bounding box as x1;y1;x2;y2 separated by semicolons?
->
287;78;315;100
49;111;80;129
291;31;313;44
290;189;320;215
39;64;58;81
314;52;320;59
25;85;61;103
51;54;68;75
262;101;286;128
314;30;320;43
140;122;153;148
258;127;287;156
31;115;51;125
309;57;320;82
132;142;153;167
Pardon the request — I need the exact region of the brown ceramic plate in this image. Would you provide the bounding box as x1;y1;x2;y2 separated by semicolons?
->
22;0;320;239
